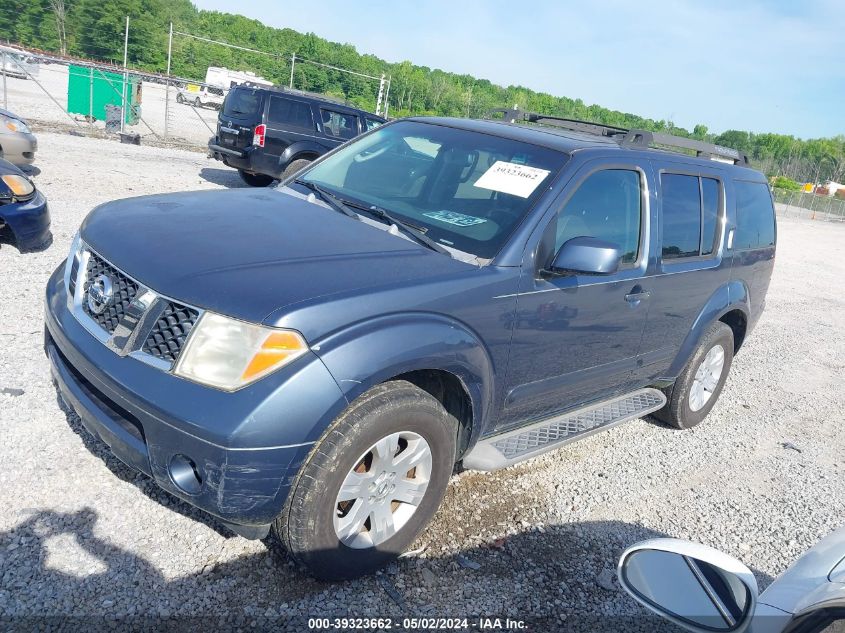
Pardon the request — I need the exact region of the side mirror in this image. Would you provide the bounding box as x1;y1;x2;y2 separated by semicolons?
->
546;236;622;276
618;539;758;633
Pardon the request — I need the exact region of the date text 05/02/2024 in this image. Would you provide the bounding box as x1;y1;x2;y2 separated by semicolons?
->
307;617;527;630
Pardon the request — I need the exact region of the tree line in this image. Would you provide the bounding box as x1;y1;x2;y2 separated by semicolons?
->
2;0;843;184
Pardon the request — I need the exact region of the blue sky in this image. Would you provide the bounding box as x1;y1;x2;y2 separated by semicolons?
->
191;0;844;139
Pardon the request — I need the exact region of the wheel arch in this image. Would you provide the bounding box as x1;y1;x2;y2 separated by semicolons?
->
664;280;750;379
279;141;324;169
312;313;495;459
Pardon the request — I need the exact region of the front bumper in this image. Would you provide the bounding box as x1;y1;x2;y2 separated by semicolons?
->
0;131;37;165
1;190;52;251
44;264;348;537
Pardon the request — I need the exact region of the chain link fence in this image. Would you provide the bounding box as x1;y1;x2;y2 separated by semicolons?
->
1;36;389;153
0;49;201;148
773;187;845;222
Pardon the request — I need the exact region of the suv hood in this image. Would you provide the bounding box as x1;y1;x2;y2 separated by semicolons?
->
81;188;471;325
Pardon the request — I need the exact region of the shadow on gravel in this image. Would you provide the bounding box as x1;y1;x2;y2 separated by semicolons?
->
198;167;249;188
0;504;777;631
45;394;776;631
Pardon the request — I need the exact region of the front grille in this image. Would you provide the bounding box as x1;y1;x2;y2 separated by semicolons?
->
82;251;139;334
142;302;200;363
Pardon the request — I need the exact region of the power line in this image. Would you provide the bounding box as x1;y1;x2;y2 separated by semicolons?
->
172;30;383;82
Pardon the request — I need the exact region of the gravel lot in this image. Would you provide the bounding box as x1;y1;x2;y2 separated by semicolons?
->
1;132;843;631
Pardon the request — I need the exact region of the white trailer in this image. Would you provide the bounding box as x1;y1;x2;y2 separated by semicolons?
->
204;67;272;90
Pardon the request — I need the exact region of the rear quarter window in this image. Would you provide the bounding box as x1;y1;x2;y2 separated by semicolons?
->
734;181;775;250
267;96;314;129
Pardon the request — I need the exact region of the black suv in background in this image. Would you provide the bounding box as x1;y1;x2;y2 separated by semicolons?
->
208;84;385;186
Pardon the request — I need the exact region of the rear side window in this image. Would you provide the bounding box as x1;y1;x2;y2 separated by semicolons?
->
222;88;261;117
553;169;642;265
661;174;722;260
268;96;313;129
321;109;359;140
734;181;775;250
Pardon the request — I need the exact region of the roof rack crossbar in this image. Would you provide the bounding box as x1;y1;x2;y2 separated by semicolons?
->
483;108;749;166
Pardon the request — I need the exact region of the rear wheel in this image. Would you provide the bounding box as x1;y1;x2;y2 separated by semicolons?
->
238;170;274;187
193;97;201;107
280;158;312;182
654;321;734;430
273;381;457;580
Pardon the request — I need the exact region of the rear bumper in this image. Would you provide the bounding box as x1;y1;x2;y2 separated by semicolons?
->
44;265;347;537
207;136;253;172
1;190;52;251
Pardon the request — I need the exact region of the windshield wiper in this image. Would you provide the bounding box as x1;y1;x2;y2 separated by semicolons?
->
295;179;359;219
342;200;452;257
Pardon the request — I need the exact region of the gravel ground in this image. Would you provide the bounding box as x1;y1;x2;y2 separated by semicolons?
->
1;132;844;631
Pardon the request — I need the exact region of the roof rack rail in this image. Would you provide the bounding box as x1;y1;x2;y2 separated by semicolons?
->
484;108;749;166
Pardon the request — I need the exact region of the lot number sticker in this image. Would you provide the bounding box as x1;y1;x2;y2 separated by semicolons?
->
473;161;551;198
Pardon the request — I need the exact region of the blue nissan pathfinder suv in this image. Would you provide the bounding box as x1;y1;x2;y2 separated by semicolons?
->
45;109;776;580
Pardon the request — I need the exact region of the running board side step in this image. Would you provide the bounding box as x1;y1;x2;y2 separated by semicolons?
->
462;388;666;471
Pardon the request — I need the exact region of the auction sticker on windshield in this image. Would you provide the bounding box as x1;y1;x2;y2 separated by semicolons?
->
423;210;488;227
473;161;551;198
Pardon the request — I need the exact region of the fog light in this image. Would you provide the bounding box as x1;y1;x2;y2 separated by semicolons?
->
169;454;203;495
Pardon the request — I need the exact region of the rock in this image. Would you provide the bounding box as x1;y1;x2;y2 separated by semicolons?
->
456;555;481;571
421;567;437;585
596;569;616;592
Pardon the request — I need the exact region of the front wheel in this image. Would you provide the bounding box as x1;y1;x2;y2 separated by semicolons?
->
654;321;734;430
238;170;275;187
273;381;457;580
176;93;184;104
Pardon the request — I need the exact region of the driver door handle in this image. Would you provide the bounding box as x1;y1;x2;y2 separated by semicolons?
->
625;288;650;305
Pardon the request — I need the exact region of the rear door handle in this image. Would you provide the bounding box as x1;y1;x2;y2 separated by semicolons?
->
625;290;650;304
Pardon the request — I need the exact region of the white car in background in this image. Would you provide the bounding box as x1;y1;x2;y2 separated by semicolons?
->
176;85;225;110
618;525;845;632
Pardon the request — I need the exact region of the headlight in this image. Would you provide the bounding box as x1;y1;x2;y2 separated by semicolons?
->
0;174;35;198
1;116;31;134
173;312;308;391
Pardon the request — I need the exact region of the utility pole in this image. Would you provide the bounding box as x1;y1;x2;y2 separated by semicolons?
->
375;73;385;117
165;22;173;139
383;76;391;119
1;52;7;110
289;53;295;89
121;15;129;133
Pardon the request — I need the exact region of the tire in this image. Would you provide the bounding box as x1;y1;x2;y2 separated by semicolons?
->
654;321;734;430
237;170;275;187
176;93;184;104
193;97;201;107
273;380;457;580
280;158;312;182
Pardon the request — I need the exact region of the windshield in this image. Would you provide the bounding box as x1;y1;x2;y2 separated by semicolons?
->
223;88;261;117
297;120;567;259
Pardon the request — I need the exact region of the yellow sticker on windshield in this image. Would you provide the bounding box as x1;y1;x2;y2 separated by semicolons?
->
473;161;550;198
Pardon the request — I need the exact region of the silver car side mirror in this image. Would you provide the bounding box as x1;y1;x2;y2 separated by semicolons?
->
618;538;759;633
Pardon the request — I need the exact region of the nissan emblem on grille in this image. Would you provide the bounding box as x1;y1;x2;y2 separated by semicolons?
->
86;274;114;315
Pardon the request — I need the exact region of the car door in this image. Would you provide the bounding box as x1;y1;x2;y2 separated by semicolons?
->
497;161;653;432
634;166;733;383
